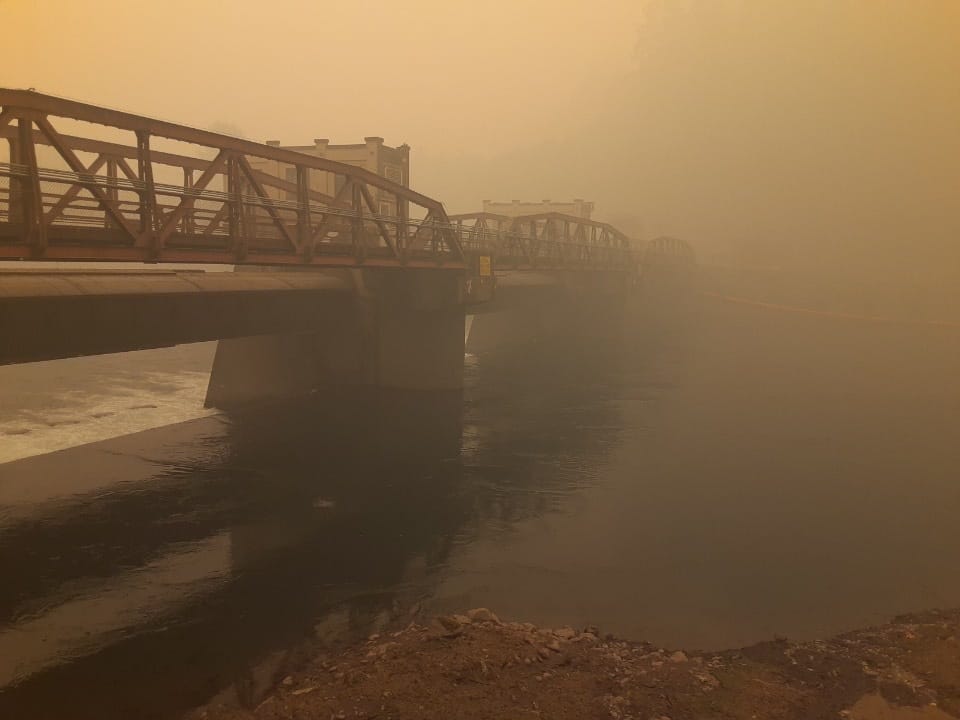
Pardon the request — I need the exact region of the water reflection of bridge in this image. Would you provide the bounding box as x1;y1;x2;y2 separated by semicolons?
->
0;333;630;718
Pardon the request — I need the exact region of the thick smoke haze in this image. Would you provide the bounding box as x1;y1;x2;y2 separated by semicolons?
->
3;0;958;278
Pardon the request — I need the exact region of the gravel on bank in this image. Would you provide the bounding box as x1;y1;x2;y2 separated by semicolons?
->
193;608;960;719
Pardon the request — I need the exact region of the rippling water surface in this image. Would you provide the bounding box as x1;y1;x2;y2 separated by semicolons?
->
1;288;959;719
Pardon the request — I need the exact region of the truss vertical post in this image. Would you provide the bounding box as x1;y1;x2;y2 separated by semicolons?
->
296;164;311;261
105;158;118;230
136;130;159;258
351;181;364;262
183;167;194;235
545;218;555;267
16;117;46;257
397;193;408;263
6;133;22;232
529;219;538;269
226;154;246;262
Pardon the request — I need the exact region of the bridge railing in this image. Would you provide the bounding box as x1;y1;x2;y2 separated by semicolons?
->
643;236;696;267
448;212;636;271
0;89;463;268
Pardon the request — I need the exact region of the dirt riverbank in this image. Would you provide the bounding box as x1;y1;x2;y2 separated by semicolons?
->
192;608;960;719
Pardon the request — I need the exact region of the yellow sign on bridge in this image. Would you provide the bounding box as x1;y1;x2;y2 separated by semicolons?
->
478;255;492;277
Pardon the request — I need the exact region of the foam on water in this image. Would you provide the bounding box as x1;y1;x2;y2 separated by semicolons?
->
0;373;215;465
0;344;217;465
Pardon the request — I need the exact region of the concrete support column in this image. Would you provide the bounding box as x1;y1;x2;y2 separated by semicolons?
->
366;269;465;391
466;270;631;354
204;268;466;409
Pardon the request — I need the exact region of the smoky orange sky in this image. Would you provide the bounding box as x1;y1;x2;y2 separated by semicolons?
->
2;0;958;276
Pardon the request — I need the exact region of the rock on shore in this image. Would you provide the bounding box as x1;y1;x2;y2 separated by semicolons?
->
193;608;960;720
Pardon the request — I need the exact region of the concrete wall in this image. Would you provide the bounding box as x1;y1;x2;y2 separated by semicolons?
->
466;270;631;354
204;267;633;410
205;268;466;409
1;265;634;411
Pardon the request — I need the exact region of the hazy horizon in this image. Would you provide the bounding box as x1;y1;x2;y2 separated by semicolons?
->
3;0;958;277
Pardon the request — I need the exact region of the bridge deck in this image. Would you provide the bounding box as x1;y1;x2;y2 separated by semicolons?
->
0;268;355;365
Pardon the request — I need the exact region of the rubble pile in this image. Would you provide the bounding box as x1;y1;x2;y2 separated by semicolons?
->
194;608;960;720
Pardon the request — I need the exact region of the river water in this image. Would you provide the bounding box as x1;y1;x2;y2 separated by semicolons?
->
2;283;960;718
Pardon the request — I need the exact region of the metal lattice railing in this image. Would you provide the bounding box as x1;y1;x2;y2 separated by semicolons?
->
0;89;637;272
0;89;461;268
449;212;635;270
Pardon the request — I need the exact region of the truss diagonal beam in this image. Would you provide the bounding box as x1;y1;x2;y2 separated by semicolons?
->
44;153;108;225
358;182;399;257
237;154;296;250
34;116;140;243
156;150;228;244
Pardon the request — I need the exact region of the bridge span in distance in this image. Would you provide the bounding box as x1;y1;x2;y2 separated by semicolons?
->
0;89;693;408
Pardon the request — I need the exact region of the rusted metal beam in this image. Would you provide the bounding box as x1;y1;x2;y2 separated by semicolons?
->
105;158;118;230
358;181;399;257
0;125;212;172
16;117;46;255
309;177;354;245
0;88;444;212
225;155;246;261
182;167;195;234
115;156;139;183
397;194;409;262
236;153;296;251
350;181;364;261
44;153;108;225
249;168;342;209
135;130;160;255
0;91;641;269
201;203;229;238
447;211;512;223
34;116;140;244
296;165;311;259
156;150;227;245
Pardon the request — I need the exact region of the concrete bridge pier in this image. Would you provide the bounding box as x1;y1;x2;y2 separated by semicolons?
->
465;286;565;353
466;270;631;354
366;269;466;392
204;269;466;409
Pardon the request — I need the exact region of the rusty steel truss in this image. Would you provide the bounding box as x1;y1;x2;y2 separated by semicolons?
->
0;89;464;269
644;235;695;266
448;212;634;271
0;89;638;273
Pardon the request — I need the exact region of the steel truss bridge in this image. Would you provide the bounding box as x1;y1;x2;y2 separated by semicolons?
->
0;89;637;273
